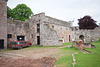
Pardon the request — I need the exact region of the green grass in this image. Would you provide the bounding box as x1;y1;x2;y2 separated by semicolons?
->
63;42;72;46
56;55;73;67
56;45;81;67
75;41;100;67
75;53;100;67
28;42;72;49
56;41;100;67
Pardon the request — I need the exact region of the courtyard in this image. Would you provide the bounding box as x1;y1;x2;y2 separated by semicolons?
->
0;42;100;67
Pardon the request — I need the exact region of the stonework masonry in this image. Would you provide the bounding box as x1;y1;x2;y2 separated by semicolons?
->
1;0;100;48
28;13;72;46
72;27;100;43
7;19;31;46
0;0;8;49
7;13;72;46
0;0;72;48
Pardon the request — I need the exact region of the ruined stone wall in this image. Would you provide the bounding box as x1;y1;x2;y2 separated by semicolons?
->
26;19;36;45
7;12;72;46
45;16;72;27
0;0;8;49
7;19;31;44
40;23;62;46
28;13;42;45
42;13;72;45
72;27;100;43
29;13;72;46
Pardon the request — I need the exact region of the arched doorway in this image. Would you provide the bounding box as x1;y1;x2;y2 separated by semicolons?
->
79;35;84;42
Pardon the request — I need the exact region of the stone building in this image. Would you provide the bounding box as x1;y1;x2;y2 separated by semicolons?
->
0;0;72;48
7;19;31;47
71;26;100;43
7;13;72;46
0;0;8;49
28;13;72;46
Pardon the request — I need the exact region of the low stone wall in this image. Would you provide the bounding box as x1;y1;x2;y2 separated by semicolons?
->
72;41;96;50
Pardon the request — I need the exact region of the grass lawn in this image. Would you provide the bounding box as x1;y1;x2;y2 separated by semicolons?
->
56;43;81;67
56;42;100;67
75;41;100;67
63;42;72;46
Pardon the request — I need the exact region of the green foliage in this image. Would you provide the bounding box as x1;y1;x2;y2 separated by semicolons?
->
7;4;33;21
7;6;13;19
98;38;100;41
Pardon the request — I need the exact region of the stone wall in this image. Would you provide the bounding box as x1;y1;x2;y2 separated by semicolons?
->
40;24;62;46
72;27;100;43
29;13;72;46
0;0;72;48
7;12;72;46
45;16;72;27
7;19;31;46
0;0;8;49
72;41;96;50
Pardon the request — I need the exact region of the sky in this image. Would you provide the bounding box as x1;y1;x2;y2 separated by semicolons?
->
7;0;100;26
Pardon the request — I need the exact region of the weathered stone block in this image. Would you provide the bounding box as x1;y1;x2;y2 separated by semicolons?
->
72;41;96;50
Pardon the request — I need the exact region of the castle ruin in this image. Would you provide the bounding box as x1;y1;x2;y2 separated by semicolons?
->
71;26;100;43
0;0;8;49
7;13;72;46
1;0;100;49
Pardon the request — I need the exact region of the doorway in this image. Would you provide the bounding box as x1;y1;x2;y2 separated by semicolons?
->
17;36;25;41
69;35;70;42
79;35;84;42
0;39;4;49
37;36;40;45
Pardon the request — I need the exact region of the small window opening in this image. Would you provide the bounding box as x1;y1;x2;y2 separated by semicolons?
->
37;24;40;33
31;34;33;38
52;25;54;28
7;34;12;38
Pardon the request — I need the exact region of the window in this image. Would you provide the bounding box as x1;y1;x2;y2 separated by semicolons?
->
21;42;25;44
75;27;78;30
52;25;54;28
37;24;40;33
7;34;12;38
18;42;21;45
31;34;33;38
10;42;16;45
25;42;28;44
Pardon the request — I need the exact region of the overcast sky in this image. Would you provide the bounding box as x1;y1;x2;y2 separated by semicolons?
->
7;0;100;26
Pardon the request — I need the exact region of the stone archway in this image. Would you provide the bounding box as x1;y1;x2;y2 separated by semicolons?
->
79;35;84;42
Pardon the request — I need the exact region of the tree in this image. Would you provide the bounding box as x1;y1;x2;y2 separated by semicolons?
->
78;15;98;29
7;6;13;19
12;4;33;21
